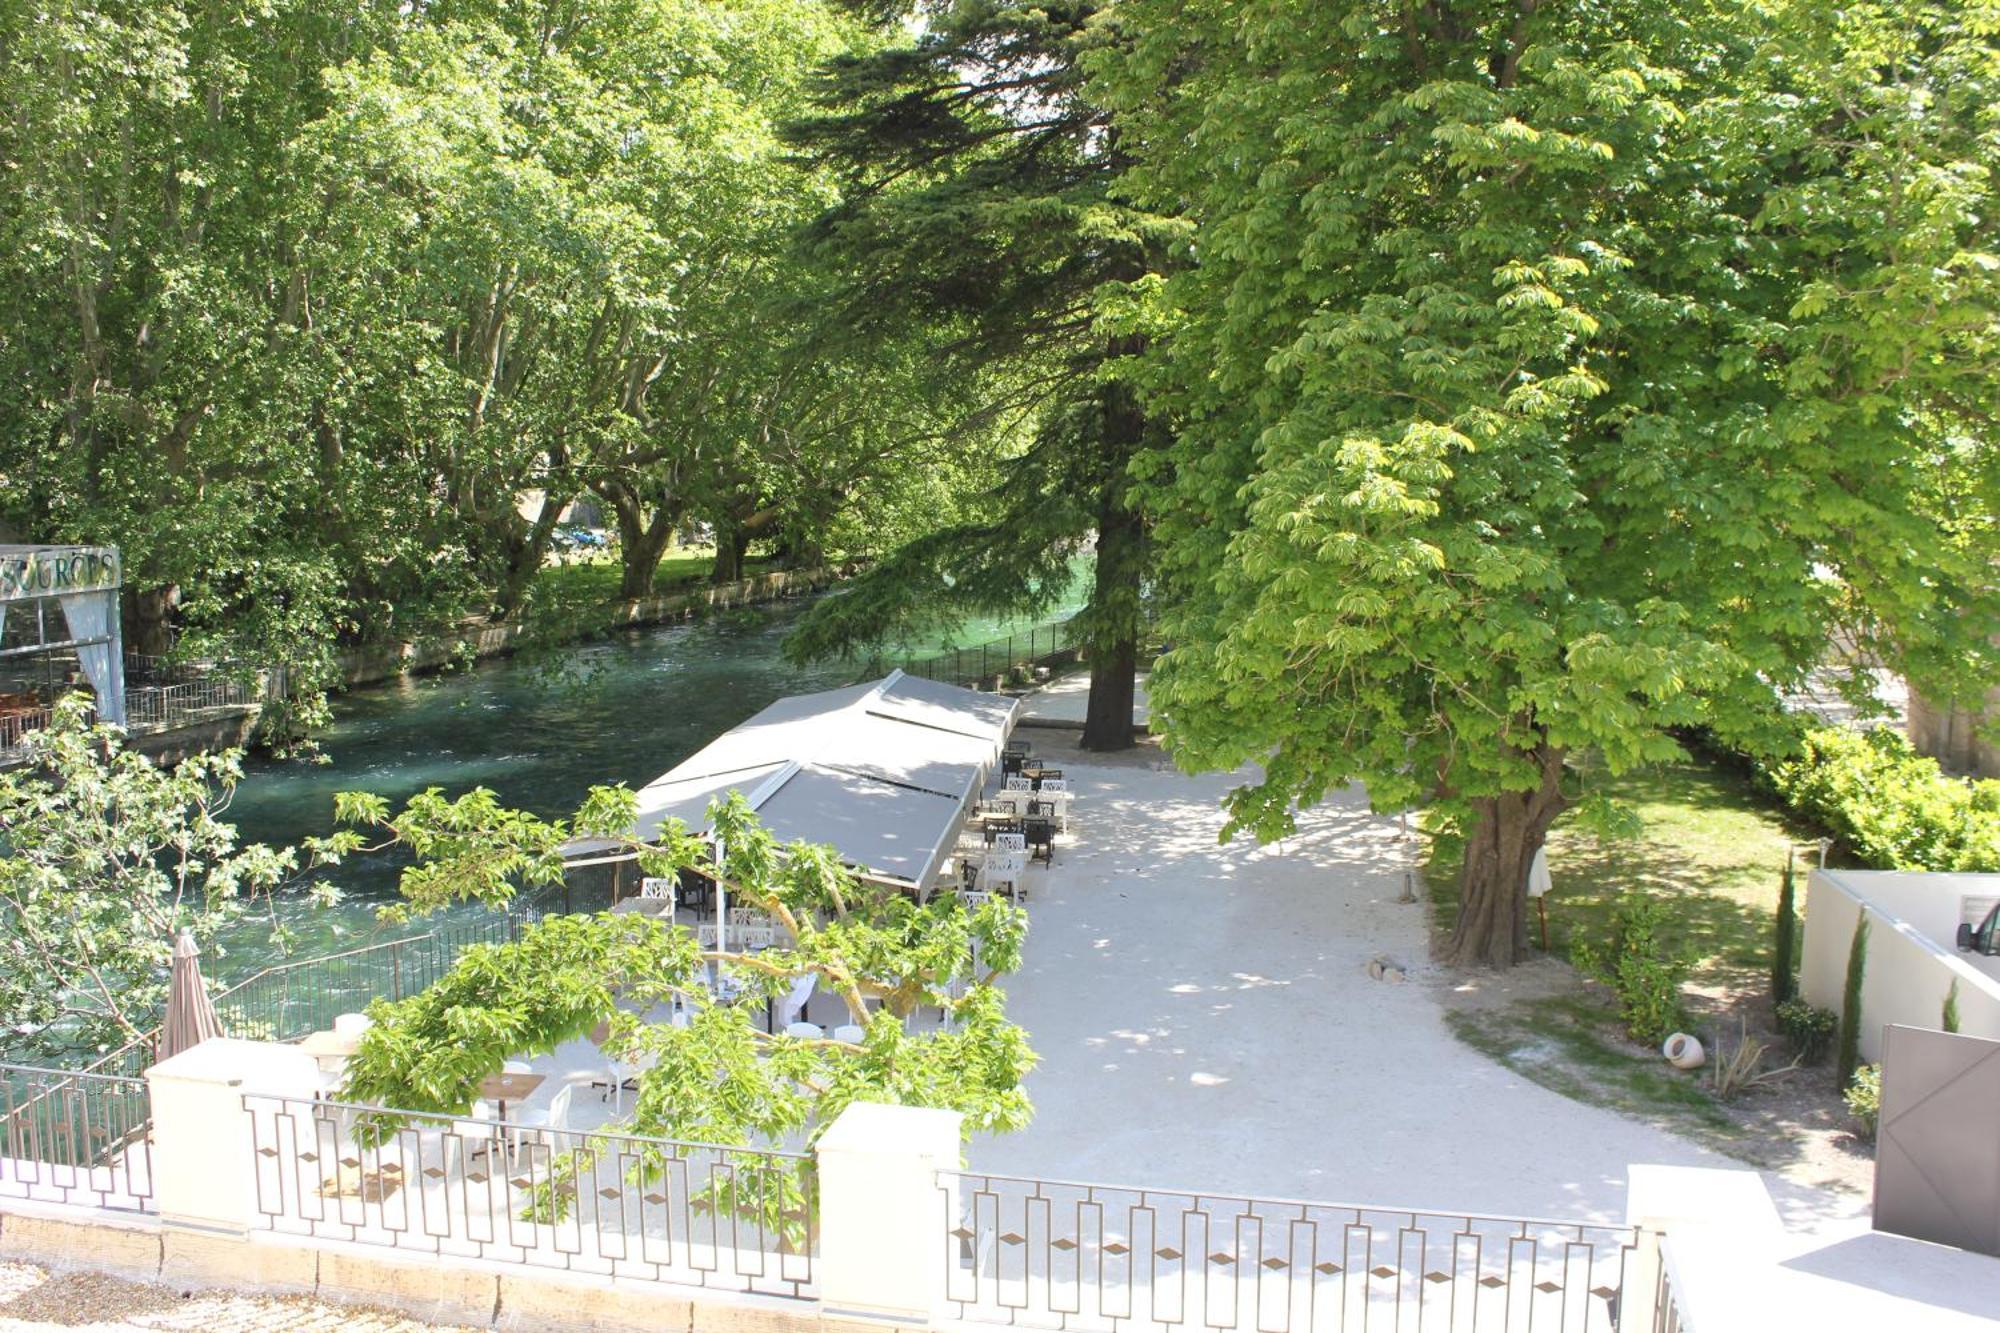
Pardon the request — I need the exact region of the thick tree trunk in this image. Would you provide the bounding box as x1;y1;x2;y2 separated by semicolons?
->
1444;742;1569;968
123;585;179;657
1080;371;1147;752
710;519;753;585
611;495;677;601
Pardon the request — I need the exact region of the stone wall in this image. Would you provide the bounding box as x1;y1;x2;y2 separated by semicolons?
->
335;565;853;690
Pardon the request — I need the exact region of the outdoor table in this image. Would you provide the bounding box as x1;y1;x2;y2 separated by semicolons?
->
478;1071;545;1121
610;896;673;916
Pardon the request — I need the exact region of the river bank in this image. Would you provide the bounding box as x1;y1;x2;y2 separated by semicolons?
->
333;563;854;689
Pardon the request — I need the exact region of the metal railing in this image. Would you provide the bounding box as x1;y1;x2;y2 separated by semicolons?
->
245;1093;815;1299
211;910;542;1045
899;616;1081;687
0;705;54;755
0;1063;154;1214
940;1171;1657;1333
124;675;259;733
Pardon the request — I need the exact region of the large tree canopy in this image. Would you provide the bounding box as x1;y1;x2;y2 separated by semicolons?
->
1092;0;2000;964
781;0;1182;750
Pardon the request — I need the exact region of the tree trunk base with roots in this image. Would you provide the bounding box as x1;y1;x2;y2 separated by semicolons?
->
1442;743;1568;969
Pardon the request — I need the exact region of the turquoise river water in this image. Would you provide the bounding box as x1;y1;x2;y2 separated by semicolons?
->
215;592;1078;982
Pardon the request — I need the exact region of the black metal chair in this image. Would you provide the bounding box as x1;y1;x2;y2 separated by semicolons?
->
982;817;1024;845
1001;751;1026;777
1029;767;1063;790
1024;818;1056;865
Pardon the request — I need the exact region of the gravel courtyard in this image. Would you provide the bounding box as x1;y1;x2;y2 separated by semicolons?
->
969;726;1863;1230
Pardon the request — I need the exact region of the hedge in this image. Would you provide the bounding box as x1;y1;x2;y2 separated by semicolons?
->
1767;726;2000;872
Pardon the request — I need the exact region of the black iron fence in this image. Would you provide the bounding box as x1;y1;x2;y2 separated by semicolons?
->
0;1063;154;1213
940;1171;1658;1333
897;616;1081;687
245;1092;816;1300
212;909;543;1044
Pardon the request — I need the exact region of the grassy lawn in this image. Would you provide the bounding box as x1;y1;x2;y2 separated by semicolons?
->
1427;757;1814;986
1426;756;1822;1156
533;549;784;604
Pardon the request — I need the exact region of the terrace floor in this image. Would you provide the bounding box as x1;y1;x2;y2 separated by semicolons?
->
961;727;1867;1232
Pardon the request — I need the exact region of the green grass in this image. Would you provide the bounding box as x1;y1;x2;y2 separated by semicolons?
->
1426;757;1815;986
1427;755;1818;1154
532;549;783;604
1446;997;1740;1139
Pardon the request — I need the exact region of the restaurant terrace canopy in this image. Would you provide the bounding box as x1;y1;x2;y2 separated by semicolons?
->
583;670;1021;892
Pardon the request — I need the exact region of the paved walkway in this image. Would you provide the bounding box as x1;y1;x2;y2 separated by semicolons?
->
967;732;1862;1230
1015;670;1149;728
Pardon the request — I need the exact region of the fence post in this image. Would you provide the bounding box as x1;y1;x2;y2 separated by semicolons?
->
145;1038;321;1235
815;1101;963;1328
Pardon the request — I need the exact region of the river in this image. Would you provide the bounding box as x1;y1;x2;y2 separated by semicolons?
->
216;590;1080;980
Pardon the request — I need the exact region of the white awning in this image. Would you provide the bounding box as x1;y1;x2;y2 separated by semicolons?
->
599;670;1021;889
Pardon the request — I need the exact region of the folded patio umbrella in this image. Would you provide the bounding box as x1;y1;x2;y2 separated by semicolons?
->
155;929;225;1062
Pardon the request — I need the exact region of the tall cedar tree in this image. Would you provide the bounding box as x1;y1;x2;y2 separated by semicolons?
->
782;1;1177;750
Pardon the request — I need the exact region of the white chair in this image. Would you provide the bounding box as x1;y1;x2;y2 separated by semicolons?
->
451;1098;500;1172
1003;775;1033;793
785;1021;825;1040
993;832;1026;855
728;906;772;928
639;876;675;899
831;1024;866;1045
982;852;1025;903
1038;781;1072;831
605;1047;658;1113
696;923;719;949
507;1084;574;1169
333;1012;373;1039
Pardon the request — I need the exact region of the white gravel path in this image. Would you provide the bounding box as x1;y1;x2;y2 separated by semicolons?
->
968;733;1863;1231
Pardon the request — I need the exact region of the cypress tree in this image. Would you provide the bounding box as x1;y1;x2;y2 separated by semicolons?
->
1837;912;1870;1092
1772;851;1798;1005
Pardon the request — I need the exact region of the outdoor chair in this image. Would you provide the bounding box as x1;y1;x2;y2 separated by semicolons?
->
785;1021;826;1040
981;817;1023;845
994;832;1026;856
1024;818;1056;866
450;1099;500;1173
1003;775;1033;793
832;1024;866;1044
1029;768;1064;789
505;1084;574;1171
1001;752;1026;777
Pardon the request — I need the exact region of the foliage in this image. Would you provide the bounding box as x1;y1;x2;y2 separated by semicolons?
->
1775;999;1838;1065
1772;854;1799;1005
0;0;960;720
782;0;1178;749
1837;912;1871;1091
336;787;1035;1223
0;699;343;1063
1845;1063;1882;1140
1571;898;1692;1045
1768;727;2000;872
1943;979;1961;1034
1089;0;2000;965
1708;1016;1798;1100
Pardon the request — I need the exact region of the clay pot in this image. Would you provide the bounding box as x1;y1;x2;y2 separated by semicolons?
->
1661;1032;1706;1069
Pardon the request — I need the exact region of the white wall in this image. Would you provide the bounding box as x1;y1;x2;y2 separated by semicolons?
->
1801;869;2000;1064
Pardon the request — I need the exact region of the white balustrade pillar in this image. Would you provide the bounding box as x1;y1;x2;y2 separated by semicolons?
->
144;1037;323;1235
815;1100;964;1327
1624;1163;1783;1331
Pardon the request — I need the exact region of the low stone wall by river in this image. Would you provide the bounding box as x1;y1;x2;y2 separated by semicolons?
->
334;564;852;689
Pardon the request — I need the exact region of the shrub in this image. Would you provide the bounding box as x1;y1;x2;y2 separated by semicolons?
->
1768;726;2000;872
1836;912;1870;1091
1943;979;1961;1034
1775;998;1838;1064
1771;852;1797;1005
1573;898;1693;1046
1709;1016;1799;1099
1845;1064;1882;1139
